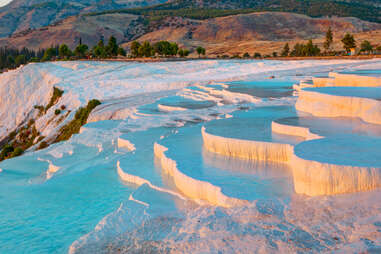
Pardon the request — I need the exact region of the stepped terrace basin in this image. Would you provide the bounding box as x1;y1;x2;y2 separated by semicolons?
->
1;59;381;253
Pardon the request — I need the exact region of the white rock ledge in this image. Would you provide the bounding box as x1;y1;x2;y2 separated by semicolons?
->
290;153;381;196
154;143;248;208
202;125;381;196
329;72;381;87
271;121;323;141
201;127;293;163
117;137;136;151
295;89;381;125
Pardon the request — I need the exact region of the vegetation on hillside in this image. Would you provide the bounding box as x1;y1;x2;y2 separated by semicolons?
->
0;119;40;161
278;30;379;57
0;47;44;71
130;40;192;58
0;85;67;161
85;0;381;23
54;99;101;143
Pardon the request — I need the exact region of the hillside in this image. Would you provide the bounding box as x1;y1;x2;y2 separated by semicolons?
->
96;0;381;23
0;0;169;37
131;12;381;55
1;11;380;56
0;13;146;49
0;0;380;39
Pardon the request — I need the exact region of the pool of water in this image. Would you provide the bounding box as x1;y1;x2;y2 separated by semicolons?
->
2;60;381;253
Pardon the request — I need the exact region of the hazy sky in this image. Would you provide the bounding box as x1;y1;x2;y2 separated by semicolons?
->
0;0;12;7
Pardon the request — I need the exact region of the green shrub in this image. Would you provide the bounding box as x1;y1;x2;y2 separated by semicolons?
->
55;109;61;115
45;87;64;112
55;99;101;143
0;144;14;161
253;52;261;58
10;147;24;158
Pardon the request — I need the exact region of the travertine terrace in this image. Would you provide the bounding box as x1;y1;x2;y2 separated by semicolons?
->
2;60;381;253
203;70;381;196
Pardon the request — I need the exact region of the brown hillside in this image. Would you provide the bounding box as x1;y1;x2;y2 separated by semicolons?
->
1;11;380;55
0;13;146;49
131;12;381;55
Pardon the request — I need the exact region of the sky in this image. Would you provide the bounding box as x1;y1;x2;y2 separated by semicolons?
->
0;0;12;7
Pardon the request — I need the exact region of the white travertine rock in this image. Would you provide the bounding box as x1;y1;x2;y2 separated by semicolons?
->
157;104;187;112
203;125;381;196
117;161;186;201
290;153;381;196
117;137;136;151
201;127;293;163
312;77;335;87
154;143;248;207
271;121;323;141
295;89;381;125
329;72;381;87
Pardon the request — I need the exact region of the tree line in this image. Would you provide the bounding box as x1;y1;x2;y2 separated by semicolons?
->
0;47;44;71
41;36;127;61
0;36;127;72
129;40;204;58
280;28;380;57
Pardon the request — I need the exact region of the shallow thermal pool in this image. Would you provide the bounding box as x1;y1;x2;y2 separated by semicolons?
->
1;60;381;253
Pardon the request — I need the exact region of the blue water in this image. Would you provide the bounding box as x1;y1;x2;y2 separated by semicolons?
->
1;66;381;253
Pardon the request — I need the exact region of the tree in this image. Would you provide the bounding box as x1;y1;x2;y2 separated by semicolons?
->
243;52;250;58
154;41;170;56
153;41;178;56
290;41;320;57
6;55;14;67
59;44;72;59
178;49;190;57
74;44;89;58
42;47;57;61
138;41;153;57
178;49;185;57
281;43;290;57
106;36;118;57
341;33;356;53
291;43;303;56
324;27;333;52
304;40;321;56
118;47;126;56
98;38;104;48
360;40;373;54
130;41;141;57
170;42;179;56
253;52;261;58
15;55;26;66
93;45;106;58
196;46;206;57
272;52;278;57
